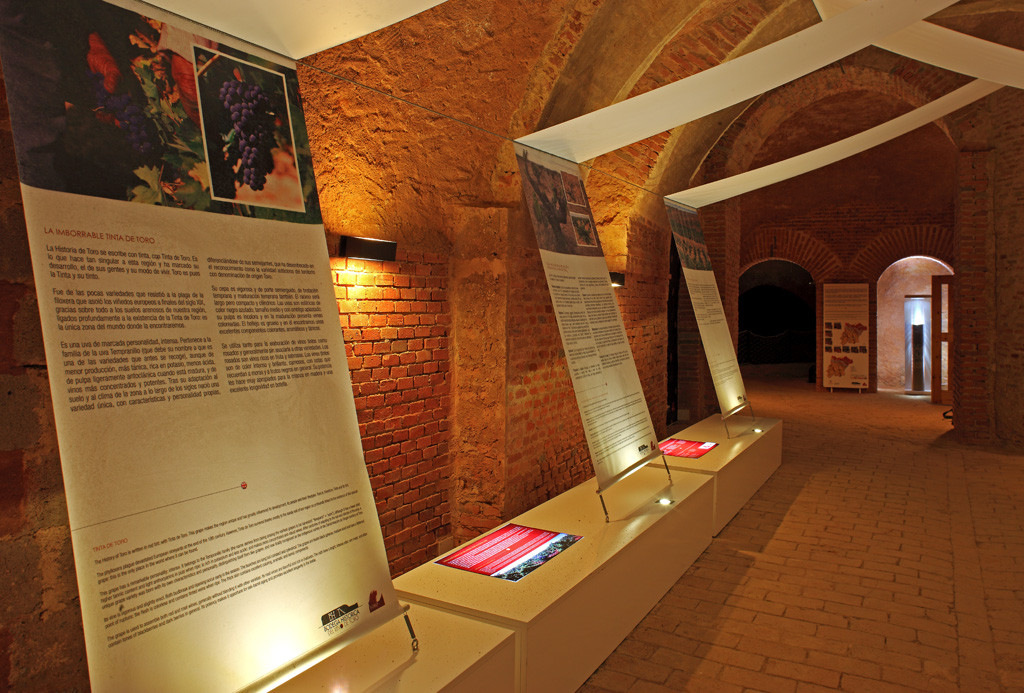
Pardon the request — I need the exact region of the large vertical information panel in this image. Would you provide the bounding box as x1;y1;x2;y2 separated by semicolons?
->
822;283;870;389
0;2;402;690
515;144;658;490
665;202;747;417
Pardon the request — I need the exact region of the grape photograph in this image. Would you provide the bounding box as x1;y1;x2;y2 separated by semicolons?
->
0;0;320;223
667;208;715;272
194;47;306;213
570;212;599;248
516;149;605;258
561;170;587;207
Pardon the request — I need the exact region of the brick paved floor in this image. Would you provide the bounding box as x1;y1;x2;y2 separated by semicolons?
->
580;377;1024;692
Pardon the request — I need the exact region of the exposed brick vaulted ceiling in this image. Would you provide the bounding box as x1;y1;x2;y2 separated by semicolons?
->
302;0;1024;245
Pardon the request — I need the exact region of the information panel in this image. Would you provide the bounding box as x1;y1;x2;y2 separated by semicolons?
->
658;439;718;459
0;2;401;690
436;524;582;582
665;201;748;417
515;144;659;490
822;283;870;389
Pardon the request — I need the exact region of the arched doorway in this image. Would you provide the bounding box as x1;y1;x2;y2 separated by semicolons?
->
876;256;953;392
738;260;815;371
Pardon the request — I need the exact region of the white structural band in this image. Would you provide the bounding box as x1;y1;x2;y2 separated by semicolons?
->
666;79;1001;209
515;0;961;163
140;0;449;58
815;0;1024;89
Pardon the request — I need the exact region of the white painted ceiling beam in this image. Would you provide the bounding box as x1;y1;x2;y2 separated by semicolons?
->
667;79;1002;208
666;2;1024;207
140;0;449;59
515;0;961;163
815;0;1024;89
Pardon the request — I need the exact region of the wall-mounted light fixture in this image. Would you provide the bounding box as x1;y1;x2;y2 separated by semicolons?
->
609;271;626;287
330;234;398;262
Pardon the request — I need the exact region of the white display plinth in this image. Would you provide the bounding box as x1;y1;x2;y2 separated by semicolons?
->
273;602;516;693
394;466;713;692
658;415;782;535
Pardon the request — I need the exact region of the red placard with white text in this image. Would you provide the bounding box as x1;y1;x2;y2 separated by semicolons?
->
436;524;582;582
659;439;718;459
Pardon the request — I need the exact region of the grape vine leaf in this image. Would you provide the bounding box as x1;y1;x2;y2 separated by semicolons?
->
132;60;161;103
130;166;163;205
169;132;206;159
157;97;185;123
188;161;211;192
175;178;211;210
160;150;188;174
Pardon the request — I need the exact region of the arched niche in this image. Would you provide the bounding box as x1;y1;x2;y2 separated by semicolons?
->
876;255;953;391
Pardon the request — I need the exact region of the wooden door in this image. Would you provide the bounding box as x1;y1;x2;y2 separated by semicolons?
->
931;275;953;405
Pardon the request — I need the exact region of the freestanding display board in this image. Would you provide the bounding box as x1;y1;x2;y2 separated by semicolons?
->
664;201;748;417
0;1;403;690
515;144;659;490
822;283;870;389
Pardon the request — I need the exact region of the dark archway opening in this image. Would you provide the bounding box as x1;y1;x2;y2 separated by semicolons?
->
738;260;815;365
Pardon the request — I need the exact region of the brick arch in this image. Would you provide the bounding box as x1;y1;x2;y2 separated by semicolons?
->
713;63;963;180
557;0;811;247
848;224;955;282
741;228;842;283
583;0;807;179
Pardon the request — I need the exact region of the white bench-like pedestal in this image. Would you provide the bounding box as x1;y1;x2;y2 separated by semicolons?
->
394;466;713;692
273;602;516;693
658;415;782;535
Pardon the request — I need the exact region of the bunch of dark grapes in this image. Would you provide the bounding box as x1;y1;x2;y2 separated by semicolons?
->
219;79;276;192
88;71;153;154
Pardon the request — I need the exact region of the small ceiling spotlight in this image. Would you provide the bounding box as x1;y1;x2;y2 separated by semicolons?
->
657;498;674;506
609;271;626;287
331;235;398;262
752;427;763;433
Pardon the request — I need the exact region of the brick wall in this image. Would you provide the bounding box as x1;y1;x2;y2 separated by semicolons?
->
503;209;676;517
619;214;670;438
331;252;452;575
953;148;996;441
986;88;1024;447
738;211;954;280
748;206;952;272
585;0;774;199
505;239;591;519
0;69;90;690
740;227;843;282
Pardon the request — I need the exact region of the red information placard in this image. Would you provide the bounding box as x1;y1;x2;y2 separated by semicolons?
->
436;524;582;582
659;439;718;458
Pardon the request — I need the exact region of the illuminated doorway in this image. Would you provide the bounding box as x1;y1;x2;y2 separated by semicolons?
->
876;256;953;391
